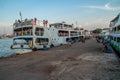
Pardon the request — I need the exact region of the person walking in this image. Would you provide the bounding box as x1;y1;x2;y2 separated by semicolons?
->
81;36;85;43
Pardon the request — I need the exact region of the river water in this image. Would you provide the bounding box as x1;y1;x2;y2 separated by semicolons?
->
0;38;15;57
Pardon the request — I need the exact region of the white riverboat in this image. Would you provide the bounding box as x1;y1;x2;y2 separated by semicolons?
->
11;18;83;54
109;13;120;54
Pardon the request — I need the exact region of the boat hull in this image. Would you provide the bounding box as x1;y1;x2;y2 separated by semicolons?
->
11;44;32;54
13;49;32;54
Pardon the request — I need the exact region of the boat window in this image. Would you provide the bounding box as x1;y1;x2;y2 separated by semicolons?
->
79;32;81;35
114;27;117;32
35;38;49;45
14;27;33;36
58;30;69;37
114;37;116;41
13;39;27;45
117;37;120;43
35;28;44;36
111;36;113;40
118;25;120;31
70;31;78;36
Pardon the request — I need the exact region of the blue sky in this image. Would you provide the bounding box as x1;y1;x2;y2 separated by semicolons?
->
0;0;120;34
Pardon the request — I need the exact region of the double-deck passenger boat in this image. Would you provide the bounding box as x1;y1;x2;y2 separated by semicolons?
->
11;18;83;54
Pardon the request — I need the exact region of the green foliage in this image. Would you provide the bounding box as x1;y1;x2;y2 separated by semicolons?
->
92;28;102;34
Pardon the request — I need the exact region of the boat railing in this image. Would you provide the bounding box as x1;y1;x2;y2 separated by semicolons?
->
36;42;48;45
13;42;28;45
13;19;34;28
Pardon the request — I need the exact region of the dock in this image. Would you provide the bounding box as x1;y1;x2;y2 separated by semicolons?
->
0;38;120;80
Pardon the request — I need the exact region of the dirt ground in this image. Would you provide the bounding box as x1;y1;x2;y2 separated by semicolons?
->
0;38;120;80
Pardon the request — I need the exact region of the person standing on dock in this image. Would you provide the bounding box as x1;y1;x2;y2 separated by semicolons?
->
81;36;85;43
43;20;45;27
45;20;48;27
34;18;37;25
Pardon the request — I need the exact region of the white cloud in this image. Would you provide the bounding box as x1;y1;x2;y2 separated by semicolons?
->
81;19;109;30
81;3;120;11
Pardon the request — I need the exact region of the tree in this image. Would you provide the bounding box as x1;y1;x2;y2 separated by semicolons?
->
92;28;102;34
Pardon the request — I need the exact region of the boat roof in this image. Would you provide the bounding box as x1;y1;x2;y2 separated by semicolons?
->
110;13;120;22
110;13;120;28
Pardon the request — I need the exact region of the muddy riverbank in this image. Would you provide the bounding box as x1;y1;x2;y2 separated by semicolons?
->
0;38;120;80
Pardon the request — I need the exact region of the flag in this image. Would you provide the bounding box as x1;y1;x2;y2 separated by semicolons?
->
19;12;22;17
19;11;22;22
